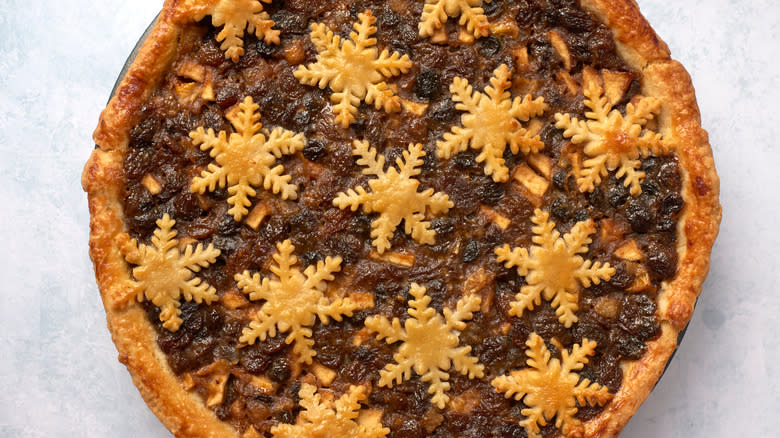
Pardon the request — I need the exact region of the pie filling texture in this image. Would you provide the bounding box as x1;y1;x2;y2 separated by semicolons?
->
120;0;684;436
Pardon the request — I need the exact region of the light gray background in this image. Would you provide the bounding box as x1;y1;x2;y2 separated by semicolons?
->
1;0;778;436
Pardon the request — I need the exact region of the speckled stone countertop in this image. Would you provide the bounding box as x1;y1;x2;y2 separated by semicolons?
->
1;0;778;436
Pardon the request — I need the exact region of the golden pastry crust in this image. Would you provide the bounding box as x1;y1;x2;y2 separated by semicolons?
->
84;0;721;436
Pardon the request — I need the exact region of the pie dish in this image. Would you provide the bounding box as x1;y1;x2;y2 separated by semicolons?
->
83;0;721;436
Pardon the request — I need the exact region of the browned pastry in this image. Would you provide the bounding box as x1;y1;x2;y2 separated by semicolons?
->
83;0;720;436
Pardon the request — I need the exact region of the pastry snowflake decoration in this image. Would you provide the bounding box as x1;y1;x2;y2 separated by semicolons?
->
271;384;389;438
554;73;670;195
235;240;358;364
190;96;305;221
495;209;614;327
192;0;280;62
492;333;613;438
294;11;413;127
118;214;220;331
419;0;491;39
365;283;483;409
333;141;454;254
437;64;547;182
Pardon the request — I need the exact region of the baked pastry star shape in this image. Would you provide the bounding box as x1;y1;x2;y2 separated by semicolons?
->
191;0;280;62
495;209;614;327
437;64;547;182
419;0;491;39
118;214;220;331
365;283;483;409
235;240;358;365
333;141;454;254
271;384;389;438
294;11;412;127
492;333;612;438
190;96;305;221
555;73;670;195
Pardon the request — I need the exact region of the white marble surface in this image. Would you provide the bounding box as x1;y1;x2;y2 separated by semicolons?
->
1;0;778;436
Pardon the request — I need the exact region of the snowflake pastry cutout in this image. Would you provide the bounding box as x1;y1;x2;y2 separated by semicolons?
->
235;239;358;364
190;96;305;221
491;333;613;438
554;74;670;195
437;64;547;182
365;283;483;409
494;209;614;327
192;0;280;62
294;11;413;127
271;384;389;438
419;0;491;39
333;141;454;254
118;214;220;331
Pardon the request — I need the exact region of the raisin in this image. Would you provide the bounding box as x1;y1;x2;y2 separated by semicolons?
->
588;187;607;210
204;308;223;330
646;244;677;279
300;250;323;266
130;115;159;147
657;216;675;231
316;338;345;368
255;40;277;56
624;199;653;233
240;347;271;374
293;110;311;128
483;0;501;16
610;329;646;360
659;192;684;216
218;214;242;235
476;180;505;205
559;7;595;32
180;302;204;334
173;193;200;221
641;180;660;196
619;294;660;340
268;357;291;382
158;329;192;354
454;151;477;168
608;184;629;208
216;82;240;109
414;69;442;100
394;418;424;438
478;36;501;58
289;209;318;235
271;10;307;34
196;38;225;67
349;215;372;236
497;423;527;438
380;7;400;28
302;139;326;162
262;215;290;242
573;209;589;223
659;161;681;187
515;1;540;26
608;264;632;289
550;197;569;220
431;217;454;235
214;404;231;421
462;239;481;263
326;233;363;264
429;98;456;122
572;316;609;347
552;170;569;190
397;22;420;46
641;156;659;172
478;335;509;366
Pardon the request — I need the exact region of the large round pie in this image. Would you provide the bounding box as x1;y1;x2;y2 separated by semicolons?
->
83;0;721;436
